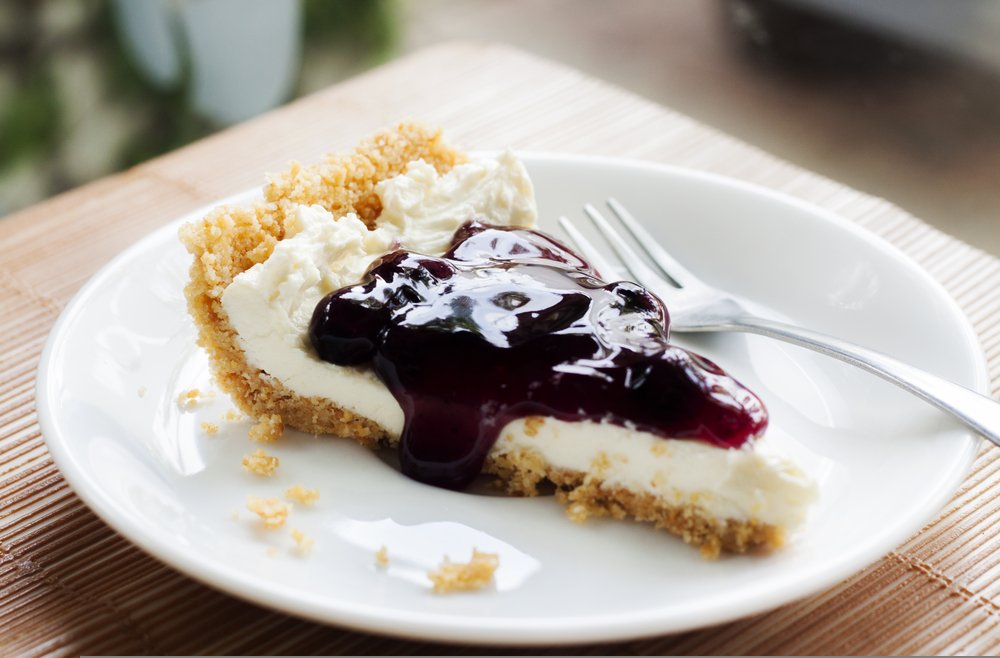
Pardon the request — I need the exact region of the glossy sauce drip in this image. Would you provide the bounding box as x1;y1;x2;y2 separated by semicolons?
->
310;220;768;490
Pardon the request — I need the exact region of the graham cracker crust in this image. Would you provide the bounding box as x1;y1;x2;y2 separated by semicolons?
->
484;449;783;558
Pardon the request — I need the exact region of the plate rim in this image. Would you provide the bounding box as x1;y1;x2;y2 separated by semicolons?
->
35;153;988;645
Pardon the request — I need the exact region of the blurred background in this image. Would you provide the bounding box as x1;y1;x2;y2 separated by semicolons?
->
1;0;998;255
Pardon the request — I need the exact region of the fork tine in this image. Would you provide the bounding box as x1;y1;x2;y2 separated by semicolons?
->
557;216;620;281
582;204;679;293
606;197;700;289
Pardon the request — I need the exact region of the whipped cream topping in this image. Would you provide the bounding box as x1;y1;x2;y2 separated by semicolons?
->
376;151;537;254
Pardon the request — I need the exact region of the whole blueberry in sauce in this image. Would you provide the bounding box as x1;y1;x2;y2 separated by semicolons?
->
310;220;767;490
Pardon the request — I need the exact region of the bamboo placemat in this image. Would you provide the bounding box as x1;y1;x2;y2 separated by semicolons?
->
2;43;999;656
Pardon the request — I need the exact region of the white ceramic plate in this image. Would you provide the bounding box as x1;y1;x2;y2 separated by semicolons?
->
37;154;987;645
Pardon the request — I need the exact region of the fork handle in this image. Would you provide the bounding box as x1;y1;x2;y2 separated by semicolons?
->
725;315;1000;448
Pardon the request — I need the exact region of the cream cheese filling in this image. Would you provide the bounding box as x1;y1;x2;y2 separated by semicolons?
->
221;152;817;529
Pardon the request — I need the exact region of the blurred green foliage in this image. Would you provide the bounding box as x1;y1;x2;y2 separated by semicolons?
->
92;1;207;169
304;0;397;62
0;0;398;213
0;71;60;167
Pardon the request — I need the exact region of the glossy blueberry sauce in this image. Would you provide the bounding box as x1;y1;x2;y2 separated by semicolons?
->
310;220;768;490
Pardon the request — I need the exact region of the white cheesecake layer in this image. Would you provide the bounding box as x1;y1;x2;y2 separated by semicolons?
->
494;417;817;528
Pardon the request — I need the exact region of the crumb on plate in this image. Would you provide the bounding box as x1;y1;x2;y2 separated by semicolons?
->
201;421;219;436
290;528;315;555
246;496;291;529
242;448;279;476
249;414;283;443
137;386;147;398
223;409;243;422
176;387;213;410
427;549;499;594
375;545;389;568
566;502;589;524
285;484;319;506
265;546;280;557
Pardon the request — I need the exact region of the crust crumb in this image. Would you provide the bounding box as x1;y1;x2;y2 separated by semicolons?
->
427;549;499;594
249;414;283;443
247;496;291;529
566;503;590;523
375;545;389;568
223;409;243;422
176;388;206;410
486;448;548;496
590;451;611;476
522;415;544;437
290;528;315;554
242;448;279;476
201;421;220;436
285;484;319;506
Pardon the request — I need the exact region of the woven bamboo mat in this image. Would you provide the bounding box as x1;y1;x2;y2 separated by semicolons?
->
2;43;999;656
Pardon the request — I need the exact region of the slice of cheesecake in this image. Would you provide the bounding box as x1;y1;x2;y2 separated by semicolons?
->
181;123;816;557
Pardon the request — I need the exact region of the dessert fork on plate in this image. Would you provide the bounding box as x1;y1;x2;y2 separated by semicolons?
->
559;198;1000;447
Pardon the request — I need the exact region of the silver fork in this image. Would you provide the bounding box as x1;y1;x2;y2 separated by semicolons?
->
559;198;1000;448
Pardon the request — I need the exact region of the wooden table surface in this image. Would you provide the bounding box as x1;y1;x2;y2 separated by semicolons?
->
2;42;1000;656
